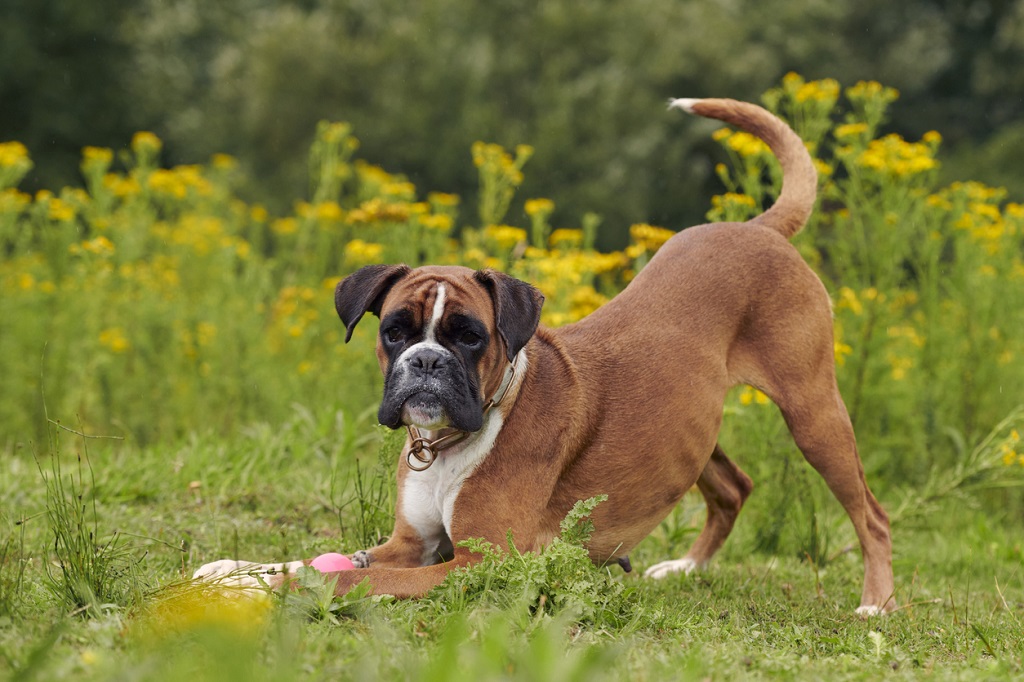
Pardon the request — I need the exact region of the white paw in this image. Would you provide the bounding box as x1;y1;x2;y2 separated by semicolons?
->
855;604;884;617
192;559;305;589
643;557;702;579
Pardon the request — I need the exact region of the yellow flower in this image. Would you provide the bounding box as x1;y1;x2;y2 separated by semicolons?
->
549;228;584;249
712;128;733;142
739;386;770;406
625;243;646;260
47;197;76;222
420;213;453;232
782;72;804;90
711;193;757;210
0;188;31;213
724;131;769;157
344;239;385;265
346;198;410;224
525;198;555;217
382;181;416;199
857;135;938;177
148;169;188;199
250;204;269;222
846;80;900;103
795;78;839;103
271;217;298;235
835;287;863;316
131;131;163;155
834;340;853;366
142;587;272;638
196;322;217;347
887;324;925;348
99;327;130;353
568;286;608;321
211;153;238;170
103;173;141;198
0;141;30;168
313;201;344;222
835;123;869;140
889;355;913;381
484;224;527;249
429;192;460;207
629;223;675;252
82;146;114;167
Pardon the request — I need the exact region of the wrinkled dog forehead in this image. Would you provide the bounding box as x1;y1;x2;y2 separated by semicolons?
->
380;269;497;330
336;263;544;364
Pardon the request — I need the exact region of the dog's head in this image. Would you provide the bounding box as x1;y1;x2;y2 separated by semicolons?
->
335;265;544;432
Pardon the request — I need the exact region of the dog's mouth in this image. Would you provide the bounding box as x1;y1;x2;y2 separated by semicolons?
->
399;391;450;430
378;381;484;433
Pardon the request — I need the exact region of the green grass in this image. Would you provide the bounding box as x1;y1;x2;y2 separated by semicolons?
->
1;404;1022;681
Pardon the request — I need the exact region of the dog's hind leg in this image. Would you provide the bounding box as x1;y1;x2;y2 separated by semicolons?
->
748;317;895;613
644;444;753;578
773;386;895;614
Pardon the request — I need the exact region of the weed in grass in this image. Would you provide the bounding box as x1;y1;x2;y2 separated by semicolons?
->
282;567;379;623
431;497;683;635
335;426;402;549
0;514;26;618
891;405;1024;525
38;425;147;616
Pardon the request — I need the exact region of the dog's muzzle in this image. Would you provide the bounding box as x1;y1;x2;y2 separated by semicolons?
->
378;343;483;432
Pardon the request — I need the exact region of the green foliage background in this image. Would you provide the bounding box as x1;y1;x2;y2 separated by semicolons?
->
6;0;1024;247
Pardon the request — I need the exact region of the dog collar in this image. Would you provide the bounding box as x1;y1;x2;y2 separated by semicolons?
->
405;352;521;472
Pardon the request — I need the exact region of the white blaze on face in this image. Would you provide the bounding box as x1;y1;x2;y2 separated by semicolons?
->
424;283;447;342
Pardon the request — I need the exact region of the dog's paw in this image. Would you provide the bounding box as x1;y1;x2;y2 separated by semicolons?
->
855;604;885;618
192;559;305;589
643;557;703;580
350;550;371;569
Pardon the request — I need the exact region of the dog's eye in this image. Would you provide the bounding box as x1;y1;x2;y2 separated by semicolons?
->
384;327;404;344
459;331;482;347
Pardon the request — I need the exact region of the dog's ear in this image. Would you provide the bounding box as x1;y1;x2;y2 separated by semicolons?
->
335;264;411;342
474;269;545;361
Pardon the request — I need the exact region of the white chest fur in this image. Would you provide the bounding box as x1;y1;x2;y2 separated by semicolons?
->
400;411;504;565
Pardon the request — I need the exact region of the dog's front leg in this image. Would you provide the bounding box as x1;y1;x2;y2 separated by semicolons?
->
267;544;478;598
345;512;439;569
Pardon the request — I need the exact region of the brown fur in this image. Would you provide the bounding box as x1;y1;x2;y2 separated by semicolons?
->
276;99;896;612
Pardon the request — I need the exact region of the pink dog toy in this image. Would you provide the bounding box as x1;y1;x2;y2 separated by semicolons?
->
310;552;356;572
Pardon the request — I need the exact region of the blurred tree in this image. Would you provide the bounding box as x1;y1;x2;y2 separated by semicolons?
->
7;0;1024;245
0;0;136;191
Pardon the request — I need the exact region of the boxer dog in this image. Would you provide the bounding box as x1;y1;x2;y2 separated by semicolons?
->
194;98;895;615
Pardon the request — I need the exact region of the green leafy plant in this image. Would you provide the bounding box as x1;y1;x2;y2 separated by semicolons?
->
280;567;378;624
38;426;147;616
430;496;677;634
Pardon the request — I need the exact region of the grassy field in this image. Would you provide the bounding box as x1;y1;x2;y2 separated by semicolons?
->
2;75;1023;680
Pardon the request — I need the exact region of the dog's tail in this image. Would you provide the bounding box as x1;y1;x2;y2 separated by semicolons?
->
670;98;817;240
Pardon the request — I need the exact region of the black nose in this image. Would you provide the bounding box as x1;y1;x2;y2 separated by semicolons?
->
410;348;447;376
